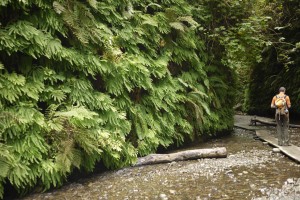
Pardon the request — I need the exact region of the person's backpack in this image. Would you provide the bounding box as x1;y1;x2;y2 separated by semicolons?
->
275;95;288;116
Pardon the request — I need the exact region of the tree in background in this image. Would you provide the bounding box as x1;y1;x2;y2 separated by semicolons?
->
246;0;300;116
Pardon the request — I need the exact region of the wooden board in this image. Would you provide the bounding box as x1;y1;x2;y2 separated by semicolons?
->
234;115;300;129
251;118;300;128
234;115;266;130
256;130;300;163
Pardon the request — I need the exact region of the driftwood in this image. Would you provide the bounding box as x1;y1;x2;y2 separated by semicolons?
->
134;147;227;166
250;118;300;128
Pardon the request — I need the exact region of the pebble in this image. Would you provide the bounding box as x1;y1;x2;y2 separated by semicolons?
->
250;184;256;190
159;193;168;200
272;148;281;153
287;178;294;184
169;190;176;194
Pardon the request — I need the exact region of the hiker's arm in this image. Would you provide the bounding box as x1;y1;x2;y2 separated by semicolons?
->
286;96;291;108
271;96;276;108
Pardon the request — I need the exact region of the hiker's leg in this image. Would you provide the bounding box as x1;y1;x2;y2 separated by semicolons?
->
276;115;283;146
283;115;290;145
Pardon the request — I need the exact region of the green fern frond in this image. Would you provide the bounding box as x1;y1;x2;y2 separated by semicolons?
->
53;1;66;15
178;16;198;26
86;0;98;9
169;22;185;31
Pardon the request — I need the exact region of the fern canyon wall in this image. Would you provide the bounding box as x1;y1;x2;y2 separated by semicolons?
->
0;0;298;198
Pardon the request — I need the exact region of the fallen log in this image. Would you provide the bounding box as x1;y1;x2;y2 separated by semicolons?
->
134;147;227;166
250;118;300;128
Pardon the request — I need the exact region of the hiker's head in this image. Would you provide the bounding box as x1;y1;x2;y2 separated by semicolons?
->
279;87;286;93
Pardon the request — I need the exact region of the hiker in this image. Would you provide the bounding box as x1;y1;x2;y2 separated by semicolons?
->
270;87;291;146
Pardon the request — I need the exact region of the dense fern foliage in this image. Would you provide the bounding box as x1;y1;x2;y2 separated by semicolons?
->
246;0;300;116
0;0;265;197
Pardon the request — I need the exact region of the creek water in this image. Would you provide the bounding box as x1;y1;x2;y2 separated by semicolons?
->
22;128;300;200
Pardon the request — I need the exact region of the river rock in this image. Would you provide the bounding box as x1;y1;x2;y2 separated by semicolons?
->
272;148;281;153
169;189;176;194
159;193;168;200
287;178;294;184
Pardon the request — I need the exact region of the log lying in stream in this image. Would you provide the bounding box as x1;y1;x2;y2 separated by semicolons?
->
250;118;300;128
134;147;227;166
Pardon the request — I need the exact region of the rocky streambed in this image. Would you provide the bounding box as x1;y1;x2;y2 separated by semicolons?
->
22;128;300;200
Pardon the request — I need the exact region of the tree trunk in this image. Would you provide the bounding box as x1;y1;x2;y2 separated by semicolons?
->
134;147;227;166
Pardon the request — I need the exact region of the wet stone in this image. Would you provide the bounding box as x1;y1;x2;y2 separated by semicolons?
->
159;193;168;200
169;190;176;195
272;148;281;153
287;178;294;184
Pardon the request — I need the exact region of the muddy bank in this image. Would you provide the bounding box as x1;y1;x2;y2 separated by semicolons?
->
21;128;300;200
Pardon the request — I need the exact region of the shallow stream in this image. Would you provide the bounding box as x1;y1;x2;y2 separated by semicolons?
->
22;128;300;200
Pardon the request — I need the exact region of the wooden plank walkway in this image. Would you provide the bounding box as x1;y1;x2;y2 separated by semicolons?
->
256;130;300;163
234;114;300;163
234;115;275;130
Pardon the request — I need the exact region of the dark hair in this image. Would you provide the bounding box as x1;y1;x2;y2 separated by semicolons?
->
279;87;286;92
